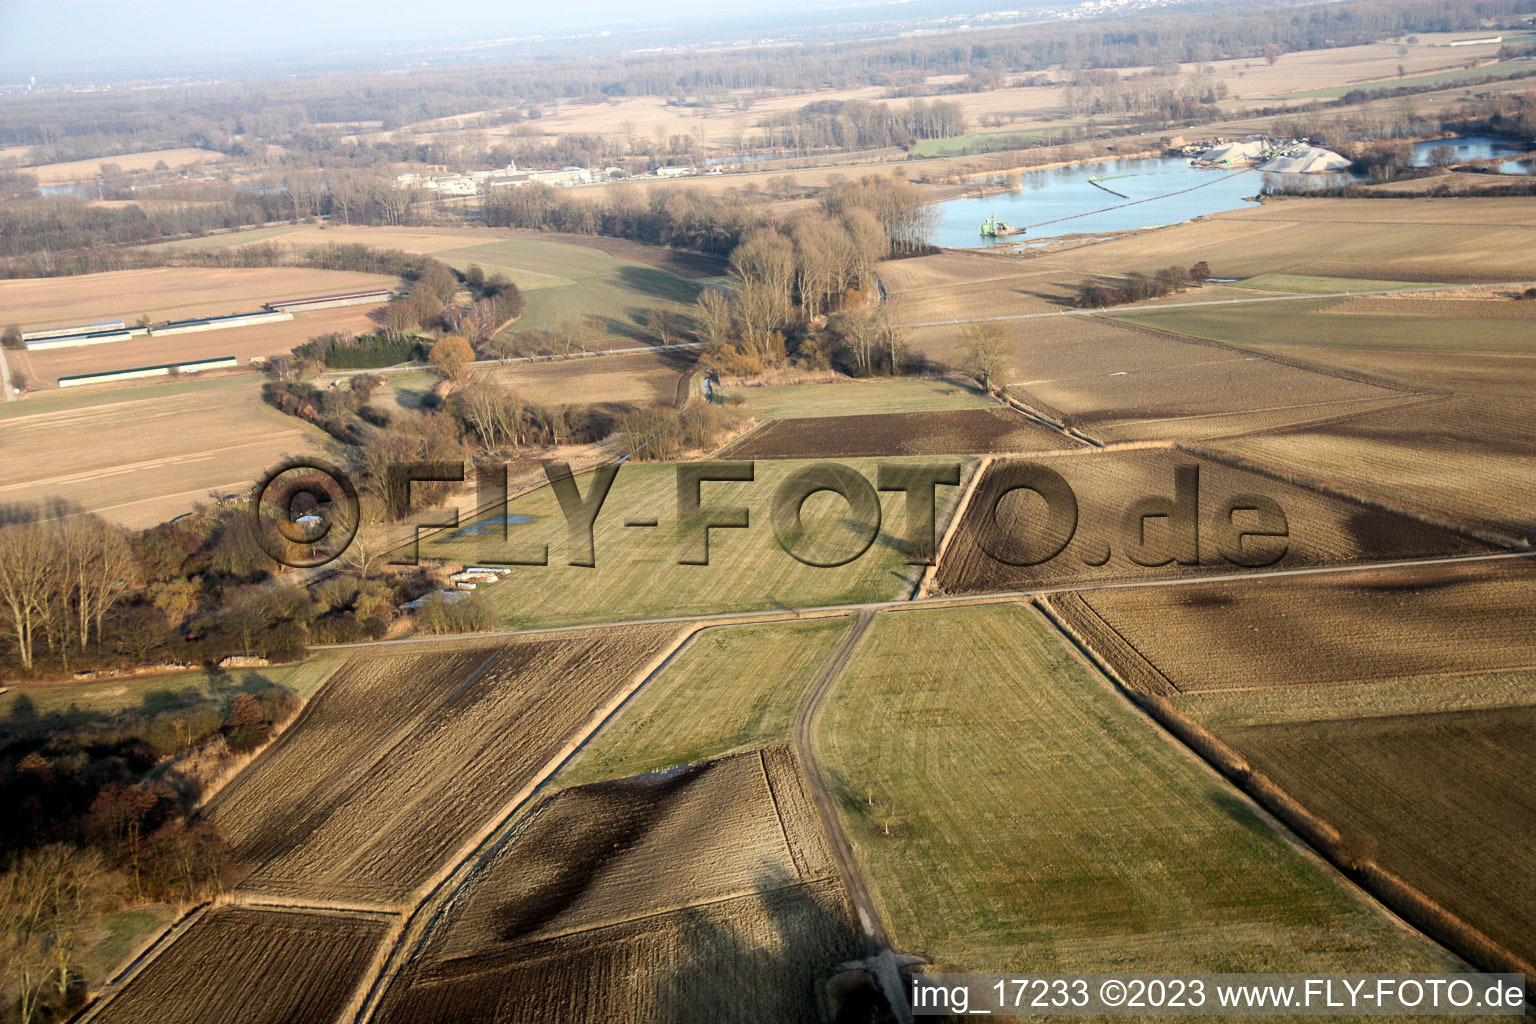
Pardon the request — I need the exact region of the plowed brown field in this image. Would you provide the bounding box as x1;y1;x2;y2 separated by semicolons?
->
725;407;1080;459
1043;560;1536;696
1225;707;1536;974
89;906;391;1024
932;448;1494;595
206;627;682;904
373;748;860;1024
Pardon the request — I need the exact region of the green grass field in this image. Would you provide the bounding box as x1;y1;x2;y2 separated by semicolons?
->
911;132;1046;158
422;457;971;629
1287;58;1536;99
139;224;311;252
6;653;346;724
726;377;995;421
559;616;852;786
1175;669;1536;731
812;602;1475;973
1114;300;1536;356
0;371;255;422
435;237;706;339
1231;273;1439;294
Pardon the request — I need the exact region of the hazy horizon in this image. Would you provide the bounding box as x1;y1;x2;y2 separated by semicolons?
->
0;0;954;80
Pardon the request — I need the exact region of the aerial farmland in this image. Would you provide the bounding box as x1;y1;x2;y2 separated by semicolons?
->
2;1;1535;1021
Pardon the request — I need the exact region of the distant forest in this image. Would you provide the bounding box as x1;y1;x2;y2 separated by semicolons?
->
2;0;1532;164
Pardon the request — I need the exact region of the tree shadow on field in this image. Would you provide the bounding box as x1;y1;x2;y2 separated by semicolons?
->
0;495;90;526
658;864;878;1024
596;312;653;345
616;264;704;305
1340;508;1480;563
1207;790;1284;846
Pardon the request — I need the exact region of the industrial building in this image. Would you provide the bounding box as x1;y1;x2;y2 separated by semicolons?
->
264;289;393;313
24;328;135;351
148;310;293;337
21;319;126;342
57;356;239;388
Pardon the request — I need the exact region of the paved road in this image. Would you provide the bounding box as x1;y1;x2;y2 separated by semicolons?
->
897;280;1536;328
311;546;1536;653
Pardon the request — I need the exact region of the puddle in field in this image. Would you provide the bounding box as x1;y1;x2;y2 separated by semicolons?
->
448;513;537;539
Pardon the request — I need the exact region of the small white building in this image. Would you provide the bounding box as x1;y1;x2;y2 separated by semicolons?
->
527;167;593;187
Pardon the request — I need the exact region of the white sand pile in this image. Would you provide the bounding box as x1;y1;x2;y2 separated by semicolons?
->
1259;145;1352;173
1198;139;1270;164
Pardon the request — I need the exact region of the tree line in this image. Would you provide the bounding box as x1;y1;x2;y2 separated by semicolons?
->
0;170;417;269
3;0;1528;169
1075;262;1213;308
755;99;967;153
483;183;763;258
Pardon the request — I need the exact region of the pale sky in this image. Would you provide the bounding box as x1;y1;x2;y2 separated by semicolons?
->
0;0;850;76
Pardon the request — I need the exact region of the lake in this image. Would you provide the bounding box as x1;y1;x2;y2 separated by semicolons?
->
1410;135;1530;167
932;155;1266;248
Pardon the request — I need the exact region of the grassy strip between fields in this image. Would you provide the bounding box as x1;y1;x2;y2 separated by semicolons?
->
1175;669;1536;730
0;371;256;421
1112;299;1536;355
1287;57;1536;99
559;615;855;786
911;132;1047;157
725;377;996;421
1232;273;1441;294
812;601;1478;975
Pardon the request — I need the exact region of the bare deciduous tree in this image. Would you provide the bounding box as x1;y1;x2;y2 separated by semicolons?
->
961;321;1011;393
693;288;735;351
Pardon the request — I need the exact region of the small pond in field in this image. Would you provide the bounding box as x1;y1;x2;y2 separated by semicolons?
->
1410;135;1531;168
448;513;537;539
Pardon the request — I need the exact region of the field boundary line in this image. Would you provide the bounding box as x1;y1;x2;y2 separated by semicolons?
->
1188;661;1536;702
791;608;916;1024
71;902;212;1024
189;657;350;813
1031;598;1536;1000
710;416;772;458
1192;392;1452;444
758;747;803;874
916;456;989;599
220;894;400;916
346;623;704;1024
896;280;1536;328
1102;392;1437;445
309;547;1536;653
794;609;882;945
1043;592;1179;696
1097;315;1434;397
